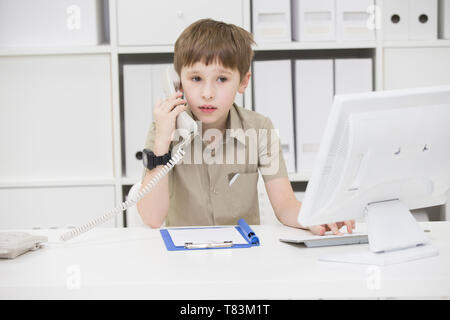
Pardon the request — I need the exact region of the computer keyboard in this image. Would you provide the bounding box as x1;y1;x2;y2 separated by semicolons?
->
279;233;368;248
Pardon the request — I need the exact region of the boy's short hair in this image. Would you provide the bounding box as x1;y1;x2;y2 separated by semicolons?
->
174;19;255;81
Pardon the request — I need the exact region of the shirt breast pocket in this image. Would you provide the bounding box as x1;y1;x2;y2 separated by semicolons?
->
228;172;260;224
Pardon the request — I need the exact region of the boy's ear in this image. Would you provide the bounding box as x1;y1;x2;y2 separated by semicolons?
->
238;71;251;94
177;70;183;92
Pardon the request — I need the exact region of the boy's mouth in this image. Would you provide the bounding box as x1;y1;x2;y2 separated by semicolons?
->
198;105;217;114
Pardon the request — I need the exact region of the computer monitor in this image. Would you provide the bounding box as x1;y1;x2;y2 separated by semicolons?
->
298;85;450;265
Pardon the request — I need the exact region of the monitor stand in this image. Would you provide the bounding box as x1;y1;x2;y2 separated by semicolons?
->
319;199;439;266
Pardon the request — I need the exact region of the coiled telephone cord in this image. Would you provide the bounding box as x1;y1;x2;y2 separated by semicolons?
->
59;142;188;242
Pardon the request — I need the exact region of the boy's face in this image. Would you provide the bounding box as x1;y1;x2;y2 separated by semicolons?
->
180;61;250;130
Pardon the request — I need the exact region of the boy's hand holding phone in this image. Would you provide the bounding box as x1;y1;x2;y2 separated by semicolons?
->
153;91;187;155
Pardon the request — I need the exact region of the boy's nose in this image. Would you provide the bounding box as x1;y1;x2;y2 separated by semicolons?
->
201;83;215;100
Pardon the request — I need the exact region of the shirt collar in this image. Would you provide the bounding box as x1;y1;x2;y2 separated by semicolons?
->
226;103;246;145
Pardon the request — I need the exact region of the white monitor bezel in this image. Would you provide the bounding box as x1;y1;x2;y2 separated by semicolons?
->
298;85;450;227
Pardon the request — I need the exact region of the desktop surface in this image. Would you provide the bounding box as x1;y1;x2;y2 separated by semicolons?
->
1;221;449;299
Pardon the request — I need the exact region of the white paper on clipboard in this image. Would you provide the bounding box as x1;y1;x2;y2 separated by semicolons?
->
167;227;249;247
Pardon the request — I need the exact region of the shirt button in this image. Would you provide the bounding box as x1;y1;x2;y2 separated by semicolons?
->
212;188;218;194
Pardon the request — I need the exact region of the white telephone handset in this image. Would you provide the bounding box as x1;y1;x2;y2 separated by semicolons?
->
59;67;198;242
163;67;198;137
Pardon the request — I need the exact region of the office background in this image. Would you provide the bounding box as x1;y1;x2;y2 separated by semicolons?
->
0;0;449;230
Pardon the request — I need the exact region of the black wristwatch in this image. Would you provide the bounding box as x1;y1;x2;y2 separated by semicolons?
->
142;148;171;170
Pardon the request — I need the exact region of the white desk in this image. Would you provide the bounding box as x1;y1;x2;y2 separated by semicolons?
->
1;222;449;299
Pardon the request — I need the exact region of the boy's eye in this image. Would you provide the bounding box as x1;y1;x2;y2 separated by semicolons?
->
192;76;201;82
218;77;228;83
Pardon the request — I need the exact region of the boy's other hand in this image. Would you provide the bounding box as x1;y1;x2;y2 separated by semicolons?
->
308;220;355;236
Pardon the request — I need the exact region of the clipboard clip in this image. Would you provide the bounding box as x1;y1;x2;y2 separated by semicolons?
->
184;241;233;249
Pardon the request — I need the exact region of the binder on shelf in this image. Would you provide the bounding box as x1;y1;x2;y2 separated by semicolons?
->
295;59;334;179
439;0;450;39
253;60;296;173
336;0;375;41
123;63;171;180
382;0;410;40
252;0;291;43
334;58;373;94
160;219;260;251
292;0;336;42
409;0;438;40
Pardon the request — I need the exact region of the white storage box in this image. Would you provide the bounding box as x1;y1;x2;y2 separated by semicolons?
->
383;47;450;89
382;0;410;40
439;0;450;39
117;0;244;46
336;0;375;41
334;58;373;94
252;0;291;43
0;0;106;47
295;59;334;178
0;54;114;181
253;60;296;173
409;0;438;40
292;0;336;42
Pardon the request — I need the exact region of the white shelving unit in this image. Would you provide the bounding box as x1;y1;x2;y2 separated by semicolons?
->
0;45;112;57
1;0;449;229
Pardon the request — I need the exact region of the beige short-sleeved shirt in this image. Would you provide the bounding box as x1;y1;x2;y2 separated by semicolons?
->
142;103;288;227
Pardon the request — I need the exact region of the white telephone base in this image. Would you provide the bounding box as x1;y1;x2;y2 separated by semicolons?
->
0;232;48;259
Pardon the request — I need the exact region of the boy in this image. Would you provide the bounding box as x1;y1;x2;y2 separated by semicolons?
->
137;19;354;236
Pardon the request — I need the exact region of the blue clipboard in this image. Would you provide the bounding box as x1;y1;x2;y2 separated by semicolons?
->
160;219;260;251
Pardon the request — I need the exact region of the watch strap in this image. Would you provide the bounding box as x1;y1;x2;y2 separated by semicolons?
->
143;149;171;170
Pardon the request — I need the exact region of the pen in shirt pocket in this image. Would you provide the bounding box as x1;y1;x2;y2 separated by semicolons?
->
228;173;240;187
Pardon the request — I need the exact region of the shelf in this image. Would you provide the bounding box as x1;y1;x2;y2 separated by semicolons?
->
4;40;449;57
383;40;450;48
117;45;175;54
0;178;117;189
114;41;378;55
3;40;450;57
254;41;377;51
0;44;112;57
114;40;450;55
